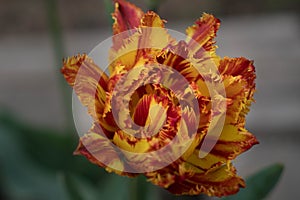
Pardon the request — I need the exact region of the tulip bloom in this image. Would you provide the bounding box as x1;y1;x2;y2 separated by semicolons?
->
61;0;258;197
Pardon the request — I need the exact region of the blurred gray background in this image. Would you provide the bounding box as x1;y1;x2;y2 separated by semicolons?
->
1;0;300;199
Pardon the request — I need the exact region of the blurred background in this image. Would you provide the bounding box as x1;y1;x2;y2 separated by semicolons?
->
0;0;299;199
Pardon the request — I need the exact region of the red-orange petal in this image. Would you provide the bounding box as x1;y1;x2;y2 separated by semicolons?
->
132;94;152;126
186;13;220;55
112;0;144;35
156;41;200;83
74;123;137;177
219;57;256;125
111;0;144;52
110;11;175;72
137;11;176;61
146;161;245;197
61;54;108;120
219;57;256;88
205;125;258;161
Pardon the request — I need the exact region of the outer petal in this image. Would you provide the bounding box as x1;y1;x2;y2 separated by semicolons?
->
219;57;256;125
110;11;174;72
140;11;175;47
138;11;176;60
61;54;108;120
109;32;141;73
195;57;258;168
146;161;245;197
111;0;144;53
219;57;255;89
74;123;137;177
181;126;257;173
186;13;220;56
210;125;258;160
185;57;258;169
112;0;144;35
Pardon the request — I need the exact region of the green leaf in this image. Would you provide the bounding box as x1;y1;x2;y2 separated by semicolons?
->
0;111;105;184
0;126;69;200
59;173;84;200
60;172;138;200
223;163;284;200
62;174;101;200
99;173;131;200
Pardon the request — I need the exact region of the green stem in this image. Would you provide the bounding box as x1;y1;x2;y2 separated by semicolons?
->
171;194;207;200
60;173;84;200
130;176;148;200
45;0;74;132
130;178;138;200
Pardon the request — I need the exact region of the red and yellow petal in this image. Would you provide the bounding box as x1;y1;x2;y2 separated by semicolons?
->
74;123;136;177
146;161;245;197
109;32;142;73
186;13;220;56
210;125;258;160
112;0;144;35
61;54;108;120
156;41;200;83
138;11;176;58
219;57;256;89
178;125;257;176
111;0;144;54
110;11;175;72
219;57;256;125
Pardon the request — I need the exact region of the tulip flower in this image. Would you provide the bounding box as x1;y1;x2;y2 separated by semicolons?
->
61;0;258;197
